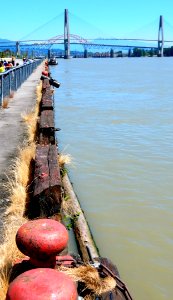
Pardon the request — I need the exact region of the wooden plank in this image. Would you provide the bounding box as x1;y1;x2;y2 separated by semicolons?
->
39;110;54;129
62;173;99;263
42;78;50;89
47;144;62;215
33;144;49;197
48;145;61;187
39;110;55;144
39;131;55;145
41;89;54;110
28;144;62;218
41;98;53;110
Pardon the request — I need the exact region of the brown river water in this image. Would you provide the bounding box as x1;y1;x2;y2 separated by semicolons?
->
51;57;173;300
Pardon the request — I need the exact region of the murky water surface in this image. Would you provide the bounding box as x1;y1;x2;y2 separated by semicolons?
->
51;58;173;300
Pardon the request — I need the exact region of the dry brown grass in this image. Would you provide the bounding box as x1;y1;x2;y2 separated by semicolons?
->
5;142;36;217
9;91;15;99
0;82;41;299
2;98;9;109
13;143;35;186
59;153;75;216
27;121;38;143
58;153;73;167
21;110;34;123
0;185;28;298
0;142;36;297
21;81;42;143
0;216;27;299
59;265;116;299
19;143;36;168
0;140;37;297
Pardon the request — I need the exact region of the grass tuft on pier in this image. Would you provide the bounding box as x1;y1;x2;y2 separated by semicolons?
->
59;265;116;298
21;81;42;143
58;153;73;167
2;98;9;109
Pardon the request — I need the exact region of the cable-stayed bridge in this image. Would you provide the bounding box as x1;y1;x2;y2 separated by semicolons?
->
0;9;172;58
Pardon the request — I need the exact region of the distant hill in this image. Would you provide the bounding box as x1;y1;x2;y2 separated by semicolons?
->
0;38;15;45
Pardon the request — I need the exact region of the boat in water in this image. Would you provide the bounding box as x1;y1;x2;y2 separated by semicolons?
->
48;57;58;65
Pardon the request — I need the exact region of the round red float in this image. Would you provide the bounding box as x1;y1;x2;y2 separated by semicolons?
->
6;268;78;300
42;71;48;76
16;219;68;267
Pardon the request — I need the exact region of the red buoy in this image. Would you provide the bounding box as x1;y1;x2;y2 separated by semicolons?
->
6;268;78;300
16;219;68;267
42;71;48;76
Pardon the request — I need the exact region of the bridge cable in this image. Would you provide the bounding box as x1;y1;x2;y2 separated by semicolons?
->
20;12;63;41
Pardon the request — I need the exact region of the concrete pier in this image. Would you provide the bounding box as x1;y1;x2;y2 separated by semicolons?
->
0;61;44;238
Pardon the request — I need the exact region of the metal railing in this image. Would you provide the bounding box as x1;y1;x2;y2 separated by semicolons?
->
0;59;44;106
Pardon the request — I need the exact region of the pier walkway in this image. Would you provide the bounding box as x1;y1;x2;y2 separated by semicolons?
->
0;61;44;237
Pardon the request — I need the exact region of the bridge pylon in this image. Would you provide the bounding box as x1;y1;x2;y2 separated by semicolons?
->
84;49;88;58
64;9;70;59
158;15;164;57
110;49;115;58
16;41;20;57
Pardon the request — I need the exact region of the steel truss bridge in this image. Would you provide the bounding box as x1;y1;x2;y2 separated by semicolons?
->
0;11;171;57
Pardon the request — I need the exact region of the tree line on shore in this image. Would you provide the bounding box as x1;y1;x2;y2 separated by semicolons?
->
1;46;173;58
128;46;173;57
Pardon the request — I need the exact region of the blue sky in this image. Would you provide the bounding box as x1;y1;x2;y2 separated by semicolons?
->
1;0;173;41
